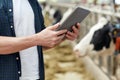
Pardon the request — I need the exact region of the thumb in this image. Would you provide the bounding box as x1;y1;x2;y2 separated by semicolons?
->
48;23;60;30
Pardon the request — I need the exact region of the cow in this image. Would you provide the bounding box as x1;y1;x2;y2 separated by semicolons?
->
73;17;115;57
40;2;62;25
73;17;120;77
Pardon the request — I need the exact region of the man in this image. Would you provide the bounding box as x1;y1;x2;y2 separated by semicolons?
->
0;0;80;80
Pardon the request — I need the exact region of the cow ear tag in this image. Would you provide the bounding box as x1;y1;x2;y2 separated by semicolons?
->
114;31;117;35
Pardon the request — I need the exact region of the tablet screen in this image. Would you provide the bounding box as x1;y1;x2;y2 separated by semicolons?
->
56;7;90;31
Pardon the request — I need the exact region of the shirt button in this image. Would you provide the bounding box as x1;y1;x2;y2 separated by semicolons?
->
11;25;13;28
9;9;12;12
18;71;21;74
16;57;19;60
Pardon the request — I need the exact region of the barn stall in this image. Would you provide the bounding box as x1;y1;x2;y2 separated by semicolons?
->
39;0;120;80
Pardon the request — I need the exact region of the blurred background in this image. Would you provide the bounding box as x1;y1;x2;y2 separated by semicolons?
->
38;0;120;80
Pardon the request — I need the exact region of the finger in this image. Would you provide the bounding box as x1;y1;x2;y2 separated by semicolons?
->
72;26;79;34
56;34;66;42
56;30;67;36
58;34;65;40
54;34;66;46
59;34;66;39
66;34;75;41
48;23;60;30
76;23;80;29
67;31;77;38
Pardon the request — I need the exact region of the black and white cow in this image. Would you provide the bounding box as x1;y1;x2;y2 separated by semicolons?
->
74;17;115;57
74;17;120;78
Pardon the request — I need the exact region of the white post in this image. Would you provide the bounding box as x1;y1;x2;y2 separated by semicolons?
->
79;56;110;80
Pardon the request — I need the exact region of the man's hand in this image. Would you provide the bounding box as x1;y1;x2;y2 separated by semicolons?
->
66;23;80;41
42;34;65;50
36;23;67;48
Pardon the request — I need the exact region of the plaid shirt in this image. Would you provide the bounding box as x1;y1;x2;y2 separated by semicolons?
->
0;0;45;80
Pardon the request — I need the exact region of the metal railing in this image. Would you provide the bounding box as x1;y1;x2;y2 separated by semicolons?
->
45;2;120;80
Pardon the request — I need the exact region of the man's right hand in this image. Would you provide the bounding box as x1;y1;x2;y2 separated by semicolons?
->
36;23;67;48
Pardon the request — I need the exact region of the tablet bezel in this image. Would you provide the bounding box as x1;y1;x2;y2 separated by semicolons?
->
56;7;90;31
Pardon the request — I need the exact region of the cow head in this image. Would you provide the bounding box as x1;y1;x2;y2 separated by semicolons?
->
74;17;115;57
90;22;113;51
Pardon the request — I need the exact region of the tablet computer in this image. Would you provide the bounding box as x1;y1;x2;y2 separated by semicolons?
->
56;7;90;31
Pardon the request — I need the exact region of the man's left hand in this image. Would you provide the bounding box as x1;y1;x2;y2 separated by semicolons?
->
66;23;80;41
